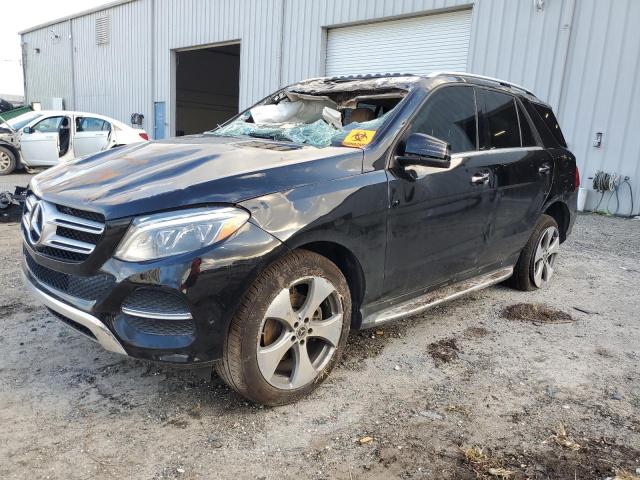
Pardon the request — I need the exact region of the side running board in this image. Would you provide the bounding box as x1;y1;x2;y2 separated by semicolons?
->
363;267;514;326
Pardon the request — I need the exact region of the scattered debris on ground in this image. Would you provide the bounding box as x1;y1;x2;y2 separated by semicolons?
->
612;470;640;480
573;306;600;315
0;207;22;223
341;323;404;369
464;326;490;338
446;404;471;417
552;423;582;451
464;445;488;464
1;208;639;479
501;303;574;324
428;337;460;365
0;301;36;316
463;446;514;479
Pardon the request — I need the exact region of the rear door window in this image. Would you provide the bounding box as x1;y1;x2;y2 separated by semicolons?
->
409;86;477;154
76;117;111;132
532;103;567;147
477;89;520;150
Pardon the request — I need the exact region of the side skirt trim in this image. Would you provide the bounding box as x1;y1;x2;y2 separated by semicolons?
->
362;266;513;327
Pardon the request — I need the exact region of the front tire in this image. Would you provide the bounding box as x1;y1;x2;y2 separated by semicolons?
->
508;214;560;291
0;147;16;175
215;249;351;405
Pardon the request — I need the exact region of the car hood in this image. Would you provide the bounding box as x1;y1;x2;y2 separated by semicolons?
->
31;135;363;220
0;128;16;143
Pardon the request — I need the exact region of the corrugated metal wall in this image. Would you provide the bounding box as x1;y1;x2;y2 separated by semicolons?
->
153;0;284;112
558;0;640;216
467;0;575;110
20;0;640;214
71;0;153;128
22;22;74;110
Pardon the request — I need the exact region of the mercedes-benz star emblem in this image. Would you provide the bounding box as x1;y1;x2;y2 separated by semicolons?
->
29;201;44;244
26;200;58;248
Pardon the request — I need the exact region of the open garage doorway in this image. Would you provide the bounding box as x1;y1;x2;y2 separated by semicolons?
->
175;43;240;136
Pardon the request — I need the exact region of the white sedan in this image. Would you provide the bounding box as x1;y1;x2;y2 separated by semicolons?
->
0;110;148;175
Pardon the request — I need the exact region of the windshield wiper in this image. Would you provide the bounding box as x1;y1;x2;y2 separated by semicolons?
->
247;131;291;142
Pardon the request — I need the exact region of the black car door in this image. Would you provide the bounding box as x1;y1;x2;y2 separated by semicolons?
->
383;85;498;299
474;88;554;271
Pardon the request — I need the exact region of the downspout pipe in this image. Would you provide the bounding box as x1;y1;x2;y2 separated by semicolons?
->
555;0;576;118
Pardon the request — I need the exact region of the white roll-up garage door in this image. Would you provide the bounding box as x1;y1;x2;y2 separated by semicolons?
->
325;9;472;77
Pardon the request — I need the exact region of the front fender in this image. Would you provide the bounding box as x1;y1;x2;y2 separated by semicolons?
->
241;171;389;304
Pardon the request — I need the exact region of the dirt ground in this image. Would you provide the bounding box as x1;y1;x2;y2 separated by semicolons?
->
1;174;639;479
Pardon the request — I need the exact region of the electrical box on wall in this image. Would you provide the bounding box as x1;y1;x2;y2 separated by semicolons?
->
593;132;603;148
130;113;144;127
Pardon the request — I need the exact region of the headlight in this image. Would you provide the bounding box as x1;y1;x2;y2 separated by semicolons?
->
114;207;250;262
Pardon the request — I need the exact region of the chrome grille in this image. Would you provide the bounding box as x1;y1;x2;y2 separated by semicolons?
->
56;204;104;222
23;195;105;262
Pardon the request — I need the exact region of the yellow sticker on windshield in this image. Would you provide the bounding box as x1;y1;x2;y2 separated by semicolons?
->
342;129;376;148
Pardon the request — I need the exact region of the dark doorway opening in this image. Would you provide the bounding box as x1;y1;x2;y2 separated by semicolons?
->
175;43;240;136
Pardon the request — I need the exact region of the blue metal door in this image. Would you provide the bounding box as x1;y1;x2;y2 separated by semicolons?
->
154;102;166;139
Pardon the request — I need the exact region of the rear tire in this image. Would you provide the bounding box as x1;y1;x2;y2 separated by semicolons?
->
0;147;16;175
215;249;351;406
508;214;560;291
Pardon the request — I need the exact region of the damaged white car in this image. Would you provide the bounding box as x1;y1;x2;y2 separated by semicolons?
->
0;111;148;175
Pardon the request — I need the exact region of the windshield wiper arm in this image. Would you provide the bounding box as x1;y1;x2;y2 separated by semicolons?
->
247;131;291;142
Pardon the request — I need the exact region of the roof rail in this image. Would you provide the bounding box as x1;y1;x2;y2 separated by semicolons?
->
328;73;416;83
427;71;535;96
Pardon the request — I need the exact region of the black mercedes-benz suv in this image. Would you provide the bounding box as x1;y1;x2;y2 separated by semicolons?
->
22;72;578;405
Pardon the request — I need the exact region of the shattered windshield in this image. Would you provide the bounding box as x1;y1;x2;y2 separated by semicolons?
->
209;76;421;148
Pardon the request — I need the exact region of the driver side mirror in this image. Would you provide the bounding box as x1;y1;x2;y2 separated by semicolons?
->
395;133;451;169
23;126;33;134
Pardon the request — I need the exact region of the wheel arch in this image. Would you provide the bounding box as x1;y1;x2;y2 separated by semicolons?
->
296;241;366;329
544;201;570;242
0;142;19;161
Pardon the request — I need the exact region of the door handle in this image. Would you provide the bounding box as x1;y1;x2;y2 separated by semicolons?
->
539;164;552;174
471;172;490;185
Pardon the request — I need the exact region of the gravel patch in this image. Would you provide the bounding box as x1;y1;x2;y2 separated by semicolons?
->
0;213;639;479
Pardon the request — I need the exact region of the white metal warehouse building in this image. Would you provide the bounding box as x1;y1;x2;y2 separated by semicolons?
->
20;0;640;215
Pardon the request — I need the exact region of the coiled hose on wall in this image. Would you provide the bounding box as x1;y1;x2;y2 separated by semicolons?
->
592;170;634;217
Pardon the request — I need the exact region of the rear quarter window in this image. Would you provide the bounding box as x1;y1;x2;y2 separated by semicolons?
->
533;103;567;147
522;99;566;148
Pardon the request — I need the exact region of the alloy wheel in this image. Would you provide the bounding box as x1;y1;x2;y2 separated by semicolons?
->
532;226;560;288
0;151;11;173
257;276;343;390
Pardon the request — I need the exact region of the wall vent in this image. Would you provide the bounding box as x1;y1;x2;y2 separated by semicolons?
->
96;16;110;46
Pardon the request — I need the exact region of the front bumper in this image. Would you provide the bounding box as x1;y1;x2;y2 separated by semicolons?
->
22;220;286;364
23;271;127;355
